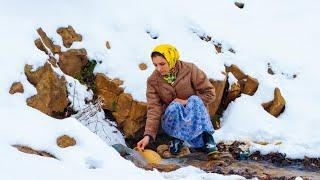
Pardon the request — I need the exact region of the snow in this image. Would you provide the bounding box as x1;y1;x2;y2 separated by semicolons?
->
1;0;320;179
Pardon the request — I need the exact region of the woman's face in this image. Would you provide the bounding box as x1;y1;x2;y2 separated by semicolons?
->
152;55;170;75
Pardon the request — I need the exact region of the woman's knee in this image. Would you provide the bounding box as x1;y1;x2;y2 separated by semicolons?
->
187;95;202;103
165;101;182;113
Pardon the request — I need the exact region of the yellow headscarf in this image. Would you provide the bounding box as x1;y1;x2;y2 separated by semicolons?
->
152;44;180;70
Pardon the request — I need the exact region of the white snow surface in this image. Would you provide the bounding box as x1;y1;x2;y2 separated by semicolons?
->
1;0;320;179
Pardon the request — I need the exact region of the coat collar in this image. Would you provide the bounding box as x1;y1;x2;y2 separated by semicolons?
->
153;60;191;87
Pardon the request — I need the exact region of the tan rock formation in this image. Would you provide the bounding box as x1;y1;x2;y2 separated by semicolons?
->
56;135;76;148
37;28;61;54
139;63;147;70
262;87;286;117
12;145;56;159
57;26;82;48
25;63;69;116
208;76;227;117
9;82;24;94
58;48;88;77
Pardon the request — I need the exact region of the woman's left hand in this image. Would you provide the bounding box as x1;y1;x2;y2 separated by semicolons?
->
174;98;188;105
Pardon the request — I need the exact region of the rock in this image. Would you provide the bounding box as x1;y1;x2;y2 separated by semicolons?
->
12;145;56;159
56;135;76;148
48;57;58;67
214;44;222;53
139;63;148;70
112;93;134;125
122;101;147;137
9;82;24;94
34;38;49;54
145;163;181;172
157;144;191;159
262;87;286;117
112;78;123;86
57;25;82;48
106;41;111;49
267;63;275;75
25;63;69;116
226;82;241;103
95;73;124;110
58;48;88;77
239;75;259;95
208;76;227;120
226;64;259;96
235;2;245;9
37;28;61;54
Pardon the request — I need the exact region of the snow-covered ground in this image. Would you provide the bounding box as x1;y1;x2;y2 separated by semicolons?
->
1;0;319;179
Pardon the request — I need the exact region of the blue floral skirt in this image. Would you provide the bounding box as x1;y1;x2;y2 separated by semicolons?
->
161;95;214;148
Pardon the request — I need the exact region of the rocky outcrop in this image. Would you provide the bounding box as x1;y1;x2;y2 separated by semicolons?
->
95;73;147;137
57;25;82;48
58;48;88;77
25;63;69;116
262;87;286;117
56;135;76;148
226;64;259;96
208;76;228;118
9;82;24;94
12;145;56;159
36;28;61;55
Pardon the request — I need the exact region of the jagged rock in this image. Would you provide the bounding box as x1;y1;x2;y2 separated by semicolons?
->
262;87;286;117
239;76;259;95
56;135;76;148
57;26;82;48
226;82;241;103
25;63;69;116
12;145;56;159
122;101;147;137
95;73;124;110
106;41;111;49
37;28;61;54
226;64;259;96
235;2;244;9
9;82;24;94
139;63;147;70
157;144;190;158
58;48;88;77
112;78;123;86
208;76;227;118
34;38;49;54
112;93;134;125
48;57;58;67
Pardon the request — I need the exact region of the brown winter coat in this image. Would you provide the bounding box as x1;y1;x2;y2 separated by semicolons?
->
144;60;216;140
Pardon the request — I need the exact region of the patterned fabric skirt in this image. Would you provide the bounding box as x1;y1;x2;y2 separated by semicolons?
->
161;95;214;148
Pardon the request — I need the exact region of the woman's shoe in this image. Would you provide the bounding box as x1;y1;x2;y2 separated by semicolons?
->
203;132;219;155
168;138;183;155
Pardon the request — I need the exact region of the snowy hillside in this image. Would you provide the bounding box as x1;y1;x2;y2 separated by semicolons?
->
1;0;319;179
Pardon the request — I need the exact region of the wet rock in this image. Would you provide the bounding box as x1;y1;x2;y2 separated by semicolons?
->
9;82;24;94
12;145;56;159
235;2;244;9
145;163;181;172
58;48;88;77
262;87;286;117
139;63;147;70
37;28;61;54
56;135;76;148
57;25;82;48
157;144;190;158
25;63;69;116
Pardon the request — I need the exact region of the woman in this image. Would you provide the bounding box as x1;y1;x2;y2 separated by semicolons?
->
137;44;218;155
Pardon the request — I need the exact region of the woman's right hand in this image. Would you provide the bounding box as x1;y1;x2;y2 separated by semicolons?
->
137;136;150;150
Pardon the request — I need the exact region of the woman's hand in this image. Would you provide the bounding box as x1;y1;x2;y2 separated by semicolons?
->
137;136;150;150
174;98;188;105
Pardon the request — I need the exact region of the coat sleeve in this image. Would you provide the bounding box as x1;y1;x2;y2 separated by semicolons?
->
144;78;163;140
191;64;216;106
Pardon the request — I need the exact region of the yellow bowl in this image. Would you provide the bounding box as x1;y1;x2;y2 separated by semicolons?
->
134;147;162;164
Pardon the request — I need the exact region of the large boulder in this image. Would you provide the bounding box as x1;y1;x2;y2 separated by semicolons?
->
57;25;82;48
262;87;286;117
208;75;227;117
9;82;24;94
58;49;88;78
25;63;69;116
95;73;147;137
